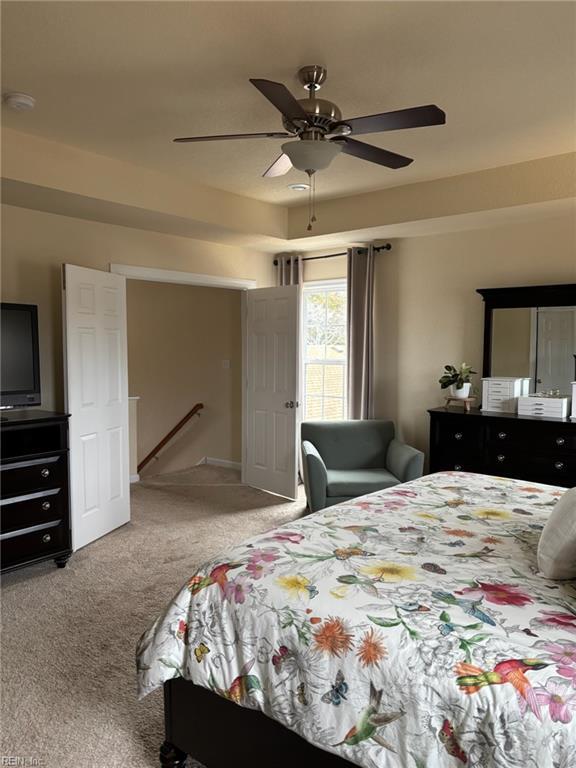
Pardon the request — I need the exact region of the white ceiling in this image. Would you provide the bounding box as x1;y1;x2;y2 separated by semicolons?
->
2;1;575;206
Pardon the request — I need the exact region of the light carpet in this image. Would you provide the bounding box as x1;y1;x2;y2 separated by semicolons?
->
1;466;306;768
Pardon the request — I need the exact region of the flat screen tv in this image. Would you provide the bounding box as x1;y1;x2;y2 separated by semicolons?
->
1;303;41;408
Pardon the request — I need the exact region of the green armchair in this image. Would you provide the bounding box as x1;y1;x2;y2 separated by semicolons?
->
301;420;424;513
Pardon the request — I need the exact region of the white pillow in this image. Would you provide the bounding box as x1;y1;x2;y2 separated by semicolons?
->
538;487;576;579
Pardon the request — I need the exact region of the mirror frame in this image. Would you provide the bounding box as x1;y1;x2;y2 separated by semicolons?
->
477;284;576;377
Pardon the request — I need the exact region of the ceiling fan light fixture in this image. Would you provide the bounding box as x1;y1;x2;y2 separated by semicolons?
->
281;139;342;173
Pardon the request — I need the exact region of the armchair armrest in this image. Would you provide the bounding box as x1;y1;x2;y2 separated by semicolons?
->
301;440;328;513
386;438;424;483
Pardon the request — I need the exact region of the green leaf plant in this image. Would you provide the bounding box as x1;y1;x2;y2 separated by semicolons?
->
438;363;477;390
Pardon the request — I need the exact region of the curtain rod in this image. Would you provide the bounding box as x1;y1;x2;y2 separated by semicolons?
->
273;243;391;267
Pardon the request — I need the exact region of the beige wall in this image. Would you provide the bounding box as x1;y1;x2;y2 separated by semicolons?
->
288;153;576;239
373;213;576;459
1;204;274;411
303;253;347;283
127;281;241;475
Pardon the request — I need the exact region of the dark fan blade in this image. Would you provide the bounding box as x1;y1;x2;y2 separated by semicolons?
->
337;105;445;136
250;79;309;124
263;153;292;178
336;138;413;168
173;132;290;143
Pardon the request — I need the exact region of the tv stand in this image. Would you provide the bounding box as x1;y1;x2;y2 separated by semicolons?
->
0;410;72;573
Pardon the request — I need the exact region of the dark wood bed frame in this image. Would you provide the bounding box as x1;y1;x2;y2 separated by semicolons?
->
161;678;353;767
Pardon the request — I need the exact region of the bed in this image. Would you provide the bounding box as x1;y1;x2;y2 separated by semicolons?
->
137;472;576;768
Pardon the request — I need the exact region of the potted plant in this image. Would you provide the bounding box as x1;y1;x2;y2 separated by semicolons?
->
439;363;477;399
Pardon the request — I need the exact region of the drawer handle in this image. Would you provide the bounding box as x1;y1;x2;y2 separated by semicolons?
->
41;468;50;478
498;432;507;440
497;454;506;462
454;432;463;441
42;500;51;511
42;533;52;543
454;464;462;471
554;461;565;471
556;437;566;446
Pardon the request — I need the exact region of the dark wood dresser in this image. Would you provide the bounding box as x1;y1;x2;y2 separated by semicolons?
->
1;410;72;573
428;407;576;488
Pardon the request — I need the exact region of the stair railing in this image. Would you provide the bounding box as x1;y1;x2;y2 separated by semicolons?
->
137;402;204;474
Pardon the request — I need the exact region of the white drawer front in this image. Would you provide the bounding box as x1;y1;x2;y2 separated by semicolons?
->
518;396;570;419
518;405;568;418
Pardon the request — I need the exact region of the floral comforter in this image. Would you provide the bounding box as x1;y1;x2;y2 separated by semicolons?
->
137;472;576;768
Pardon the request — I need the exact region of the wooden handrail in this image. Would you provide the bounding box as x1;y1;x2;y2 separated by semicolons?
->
138;402;204;473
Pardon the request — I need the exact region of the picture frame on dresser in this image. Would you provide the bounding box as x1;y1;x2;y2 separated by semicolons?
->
429;283;576;488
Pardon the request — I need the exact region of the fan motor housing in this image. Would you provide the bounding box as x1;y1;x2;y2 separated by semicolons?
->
282;98;342;135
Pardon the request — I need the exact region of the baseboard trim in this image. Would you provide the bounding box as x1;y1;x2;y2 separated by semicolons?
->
130;473;140;483
196;456;242;470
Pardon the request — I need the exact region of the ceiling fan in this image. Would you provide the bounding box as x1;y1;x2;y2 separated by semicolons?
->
174;65;445;175
173;66;445;228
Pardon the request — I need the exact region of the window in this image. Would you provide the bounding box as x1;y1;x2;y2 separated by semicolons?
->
302;280;347;420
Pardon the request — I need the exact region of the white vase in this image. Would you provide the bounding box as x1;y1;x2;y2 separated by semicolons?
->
450;382;471;399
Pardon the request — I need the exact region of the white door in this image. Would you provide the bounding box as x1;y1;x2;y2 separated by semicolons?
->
63;264;130;550
243;286;300;499
536;307;576;393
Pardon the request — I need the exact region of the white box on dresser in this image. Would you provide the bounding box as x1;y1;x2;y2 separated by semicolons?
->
482;377;531;413
518;395;571;419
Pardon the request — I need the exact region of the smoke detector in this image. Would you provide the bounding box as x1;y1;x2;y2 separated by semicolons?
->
3;92;36;111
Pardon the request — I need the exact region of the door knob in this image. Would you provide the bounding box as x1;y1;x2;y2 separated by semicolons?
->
285;401;294;409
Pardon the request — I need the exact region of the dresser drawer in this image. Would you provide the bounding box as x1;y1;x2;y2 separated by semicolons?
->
433;418;483;456
0;455;67;497
0;487;65;533
487;450;576;484
487;421;576;453
431;455;481;473
0;520;68;569
1;420;67;460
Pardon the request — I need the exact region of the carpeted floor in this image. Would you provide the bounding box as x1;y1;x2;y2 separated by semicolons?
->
1;465;306;768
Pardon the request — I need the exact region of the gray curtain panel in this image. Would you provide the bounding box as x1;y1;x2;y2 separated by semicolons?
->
347;245;375;419
275;255;302;286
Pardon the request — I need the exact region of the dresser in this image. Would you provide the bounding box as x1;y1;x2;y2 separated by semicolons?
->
428;407;576;488
1;410;72;573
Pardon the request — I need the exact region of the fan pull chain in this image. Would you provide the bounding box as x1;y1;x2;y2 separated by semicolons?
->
311;173;317;224
306;170;317;232
306;170;313;231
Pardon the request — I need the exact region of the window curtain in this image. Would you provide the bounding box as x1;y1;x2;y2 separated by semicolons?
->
275;255;302;286
347;245;375;419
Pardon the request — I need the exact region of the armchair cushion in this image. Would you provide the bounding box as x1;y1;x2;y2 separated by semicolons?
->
326;468;398;497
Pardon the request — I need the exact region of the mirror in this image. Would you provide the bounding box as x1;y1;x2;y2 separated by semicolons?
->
490;306;576;394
